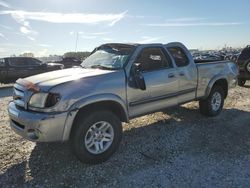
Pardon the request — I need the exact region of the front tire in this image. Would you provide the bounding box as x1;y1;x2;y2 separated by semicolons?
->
199;85;225;117
70;110;122;164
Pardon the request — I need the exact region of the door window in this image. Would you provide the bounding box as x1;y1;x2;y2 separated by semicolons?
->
167;47;189;67
9;58;28;67
136;48;171;72
28;58;43;66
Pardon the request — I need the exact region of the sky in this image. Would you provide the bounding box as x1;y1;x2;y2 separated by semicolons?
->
0;0;250;57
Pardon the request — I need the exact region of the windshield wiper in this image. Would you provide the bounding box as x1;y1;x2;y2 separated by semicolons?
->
90;65;114;70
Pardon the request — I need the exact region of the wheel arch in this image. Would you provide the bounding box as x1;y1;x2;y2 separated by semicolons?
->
62;94;128;141
205;76;228;99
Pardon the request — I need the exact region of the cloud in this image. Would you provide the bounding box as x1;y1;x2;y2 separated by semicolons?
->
1;43;29;47
1;10;127;26
165;17;207;22
20;26;37;41
126;14;162;19
20;26;34;34
37;43;51;47
0;9;39;40
70;31;111;40
80;35;97;39
0;47;6;53
92;32;110;35
70;31;110;36
101;37;114;41
0;0;10;8
36;49;49;57
144;22;244;27
136;36;163;43
0;24;12;30
0;32;8;40
27;36;35;41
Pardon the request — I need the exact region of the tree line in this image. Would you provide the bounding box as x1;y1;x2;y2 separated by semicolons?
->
63;51;91;60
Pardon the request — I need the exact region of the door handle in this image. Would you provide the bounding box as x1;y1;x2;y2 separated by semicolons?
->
168;73;175;78
179;72;185;76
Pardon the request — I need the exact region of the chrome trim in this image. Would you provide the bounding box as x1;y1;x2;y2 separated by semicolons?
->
13;82;27;108
9;108;19;117
14;88;24;98
14;99;25;107
14;83;25;91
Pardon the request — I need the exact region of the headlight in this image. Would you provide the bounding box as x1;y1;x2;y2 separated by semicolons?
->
29;93;60;108
29;93;48;108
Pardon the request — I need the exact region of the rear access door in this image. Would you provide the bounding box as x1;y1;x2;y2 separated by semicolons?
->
166;43;198;104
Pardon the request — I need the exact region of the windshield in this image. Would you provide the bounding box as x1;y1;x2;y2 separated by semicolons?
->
81;45;134;70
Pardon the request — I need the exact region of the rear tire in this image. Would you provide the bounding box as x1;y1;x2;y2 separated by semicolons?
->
199;85;225;117
70;110;122;164
246;61;250;73
238;79;246;86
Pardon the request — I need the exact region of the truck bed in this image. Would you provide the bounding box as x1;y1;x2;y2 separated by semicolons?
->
195;60;234;98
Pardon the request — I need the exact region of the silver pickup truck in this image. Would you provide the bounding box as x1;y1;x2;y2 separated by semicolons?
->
8;42;238;164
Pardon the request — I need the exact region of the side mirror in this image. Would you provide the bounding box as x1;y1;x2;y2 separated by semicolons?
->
133;63;146;90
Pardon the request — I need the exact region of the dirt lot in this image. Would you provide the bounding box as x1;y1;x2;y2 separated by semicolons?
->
0;83;250;188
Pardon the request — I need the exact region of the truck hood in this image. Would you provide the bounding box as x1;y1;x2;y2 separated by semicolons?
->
22;67;115;90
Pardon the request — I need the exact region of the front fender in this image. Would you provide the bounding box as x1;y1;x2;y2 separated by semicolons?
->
61;93;128;141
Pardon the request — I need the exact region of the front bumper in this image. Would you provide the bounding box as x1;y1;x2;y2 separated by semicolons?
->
8;101;68;142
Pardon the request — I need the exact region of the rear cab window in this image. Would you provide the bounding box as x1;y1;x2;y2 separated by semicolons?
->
167;47;189;67
136;47;172;72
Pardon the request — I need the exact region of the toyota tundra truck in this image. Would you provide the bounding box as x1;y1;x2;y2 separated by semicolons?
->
8;42;238;164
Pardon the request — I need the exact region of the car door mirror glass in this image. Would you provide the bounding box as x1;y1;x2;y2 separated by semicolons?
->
133;62;142;73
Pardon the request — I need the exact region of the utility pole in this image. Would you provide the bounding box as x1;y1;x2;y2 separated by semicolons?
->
75;32;79;52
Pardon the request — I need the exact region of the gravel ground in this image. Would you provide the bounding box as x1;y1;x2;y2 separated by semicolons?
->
0;82;250;188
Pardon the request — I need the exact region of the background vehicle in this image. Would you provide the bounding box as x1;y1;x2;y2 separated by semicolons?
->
193;53;223;61
8;42;238;164
236;45;250;86
0;57;64;84
55;57;81;68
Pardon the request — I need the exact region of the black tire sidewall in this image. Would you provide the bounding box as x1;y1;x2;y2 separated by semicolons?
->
246;61;250;73
238;79;246;86
70;110;122;164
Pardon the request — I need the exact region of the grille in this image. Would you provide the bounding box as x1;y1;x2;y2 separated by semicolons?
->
13;84;25;108
11;120;25;130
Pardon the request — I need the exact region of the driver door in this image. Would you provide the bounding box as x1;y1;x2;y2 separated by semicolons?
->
127;47;179;118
